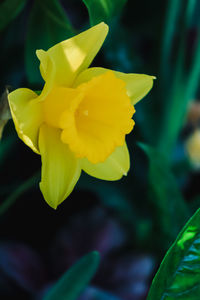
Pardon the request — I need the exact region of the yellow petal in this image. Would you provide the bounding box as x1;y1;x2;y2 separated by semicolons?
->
36;23;109;88
39;124;81;209
81;142;130;180
8;88;42;154
74;67;155;105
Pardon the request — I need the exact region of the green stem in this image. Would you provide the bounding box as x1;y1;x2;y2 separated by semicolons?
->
0;172;40;216
160;0;181;84
158;0;197;156
185;27;200;100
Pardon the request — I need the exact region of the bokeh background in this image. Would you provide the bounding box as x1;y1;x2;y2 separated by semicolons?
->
0;0;200;299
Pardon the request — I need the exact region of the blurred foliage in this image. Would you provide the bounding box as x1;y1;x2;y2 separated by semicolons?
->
0;0;26;31
140;143;189;250
82;0;127;26
0;0;200;299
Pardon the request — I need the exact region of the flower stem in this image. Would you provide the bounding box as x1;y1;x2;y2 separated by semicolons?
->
158;0;198;157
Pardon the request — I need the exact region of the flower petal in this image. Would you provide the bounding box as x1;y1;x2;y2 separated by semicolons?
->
81;143;130;181
39;124;81;209
36;22;109;88
8;88;42;154
74;67;155;105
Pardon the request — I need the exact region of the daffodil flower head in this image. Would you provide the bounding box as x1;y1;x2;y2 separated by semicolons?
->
8;23;155;209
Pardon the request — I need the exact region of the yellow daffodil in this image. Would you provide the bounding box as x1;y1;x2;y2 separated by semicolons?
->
8;22;155;209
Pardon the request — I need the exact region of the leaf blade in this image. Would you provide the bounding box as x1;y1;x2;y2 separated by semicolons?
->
139;143;189;249
147;208;200;300
43;251;100;300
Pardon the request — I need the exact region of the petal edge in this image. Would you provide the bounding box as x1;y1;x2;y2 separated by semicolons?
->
74;67;155;105
8;88;42;154
81;143;130;181
36;23;109;88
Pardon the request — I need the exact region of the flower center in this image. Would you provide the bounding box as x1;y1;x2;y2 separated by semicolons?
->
43;71;135;163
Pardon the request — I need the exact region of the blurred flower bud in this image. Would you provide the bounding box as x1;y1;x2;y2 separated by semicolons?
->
185;129;200;168
187;102;200;127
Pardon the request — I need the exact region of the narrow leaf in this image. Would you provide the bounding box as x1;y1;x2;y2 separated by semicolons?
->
82;0;127;25
140;143;189;248
185;27;200;101
147;208;200;299
158;0;198;155
43;251;100;300
160;0;181;83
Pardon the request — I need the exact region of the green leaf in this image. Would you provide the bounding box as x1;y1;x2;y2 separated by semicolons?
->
147;208;200;299
25;0;75;85
140;143;189;248
42;251;100;300
160;0;181;84
185;26;200;104
82;0;127;25
0;0;26;31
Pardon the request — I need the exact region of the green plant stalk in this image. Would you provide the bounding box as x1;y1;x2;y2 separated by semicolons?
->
160;0;196;84
158;0;198;157
185;27;200;101
158;52;185;155
160;0;181;85
0;171;40;216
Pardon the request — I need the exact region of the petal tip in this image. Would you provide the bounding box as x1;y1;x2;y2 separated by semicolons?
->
100;21;109;31
95;21;109;37
36;49;47;63
39;181;58;210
